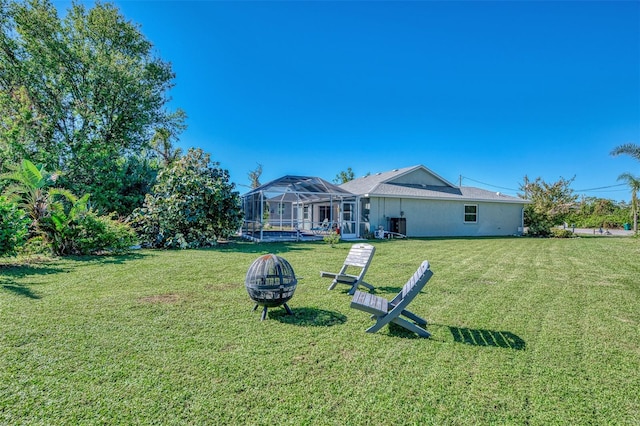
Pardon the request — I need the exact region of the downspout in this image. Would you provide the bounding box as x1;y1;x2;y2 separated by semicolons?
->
330;196;334;230
355;196;360;238
260;191;264;242
295;192;300;241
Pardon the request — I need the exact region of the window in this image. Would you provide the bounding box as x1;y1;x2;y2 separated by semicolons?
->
464;204;478;223
342;203;353;221
277;202;285;216
319;206;331;221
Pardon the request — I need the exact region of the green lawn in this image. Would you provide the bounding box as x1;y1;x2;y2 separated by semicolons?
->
1;237;639;424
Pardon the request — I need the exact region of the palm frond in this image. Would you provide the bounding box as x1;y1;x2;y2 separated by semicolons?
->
0;160;47;189
617;172;640;190
49;187;78;204
22;160;47;188
611;143;640;160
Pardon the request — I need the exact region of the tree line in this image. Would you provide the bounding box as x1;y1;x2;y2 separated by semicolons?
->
519;144;639;237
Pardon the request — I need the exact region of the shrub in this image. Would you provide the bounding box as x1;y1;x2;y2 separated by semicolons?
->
565;197;631;229
130;148;243;249
0;196;29;256
323;231;340;247
551;228;576;238
524;210;554;237
40;194;137;256
521;175;577;237
73;212;138;255
16;236;52;258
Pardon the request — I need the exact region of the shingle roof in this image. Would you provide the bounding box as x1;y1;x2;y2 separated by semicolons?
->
339;165;420;194
341;165;526;204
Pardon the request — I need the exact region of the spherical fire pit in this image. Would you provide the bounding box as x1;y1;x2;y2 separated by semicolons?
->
245;254;297;320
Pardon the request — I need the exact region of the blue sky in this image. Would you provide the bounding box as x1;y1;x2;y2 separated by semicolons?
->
54;1;639;201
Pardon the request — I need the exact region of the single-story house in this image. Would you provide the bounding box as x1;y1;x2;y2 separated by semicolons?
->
240;165;529;241
340;165;528;238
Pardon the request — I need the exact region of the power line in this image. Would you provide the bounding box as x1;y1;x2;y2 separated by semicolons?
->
460;176;519;192
573;183;627;191
462;176;629;195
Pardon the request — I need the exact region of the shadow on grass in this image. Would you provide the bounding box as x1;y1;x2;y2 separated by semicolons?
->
212;240;319;254
271;307;347;327
387;322;425;339
448;326;526;350
372;286;402;294
64;252;148;265
0;264;68;278
53;240;327;258
0;264;68;299
2;283;41;299
385;323;526;350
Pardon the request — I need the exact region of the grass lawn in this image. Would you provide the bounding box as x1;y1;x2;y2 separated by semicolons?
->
1;237;639;424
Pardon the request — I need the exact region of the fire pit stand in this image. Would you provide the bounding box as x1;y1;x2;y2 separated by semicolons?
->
245;254;298;320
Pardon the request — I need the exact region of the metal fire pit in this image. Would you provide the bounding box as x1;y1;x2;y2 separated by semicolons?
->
245;254;297;320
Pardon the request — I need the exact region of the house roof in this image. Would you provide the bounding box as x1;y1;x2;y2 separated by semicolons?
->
341;165;527;204
242;175;352;201
340;165;453;193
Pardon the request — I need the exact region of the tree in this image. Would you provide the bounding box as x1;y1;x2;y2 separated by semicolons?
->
566;196;631;229
131;148;243;248
85;154;159;217
334;167;355;184
611;143;640;235
248;163;263;189
616;172;639;234
0;0;181;214
149;110;186;166
519;175;577;237
611;143;640;161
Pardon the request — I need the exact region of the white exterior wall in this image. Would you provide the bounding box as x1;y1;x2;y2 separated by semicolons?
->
368;197;524;237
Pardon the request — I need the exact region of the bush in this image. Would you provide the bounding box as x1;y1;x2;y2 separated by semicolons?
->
0;196;29;256
565;197;632;229
42;207;137;256
568;214;626;229
323;231;340;247
73;212;138;255
57;212;137;255
551;228;576;238
524;209;554;237
16;236;53;258
130;148;243;249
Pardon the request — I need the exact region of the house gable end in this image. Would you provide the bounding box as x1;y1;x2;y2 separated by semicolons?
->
385;166;455;188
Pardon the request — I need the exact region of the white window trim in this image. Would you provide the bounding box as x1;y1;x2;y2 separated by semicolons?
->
464;204;478;223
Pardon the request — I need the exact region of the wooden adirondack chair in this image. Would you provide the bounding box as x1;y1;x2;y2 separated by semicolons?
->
320;243;376;295
350;260;433;338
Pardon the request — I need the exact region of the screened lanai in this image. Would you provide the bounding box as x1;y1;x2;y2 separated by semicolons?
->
241;175;358;242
